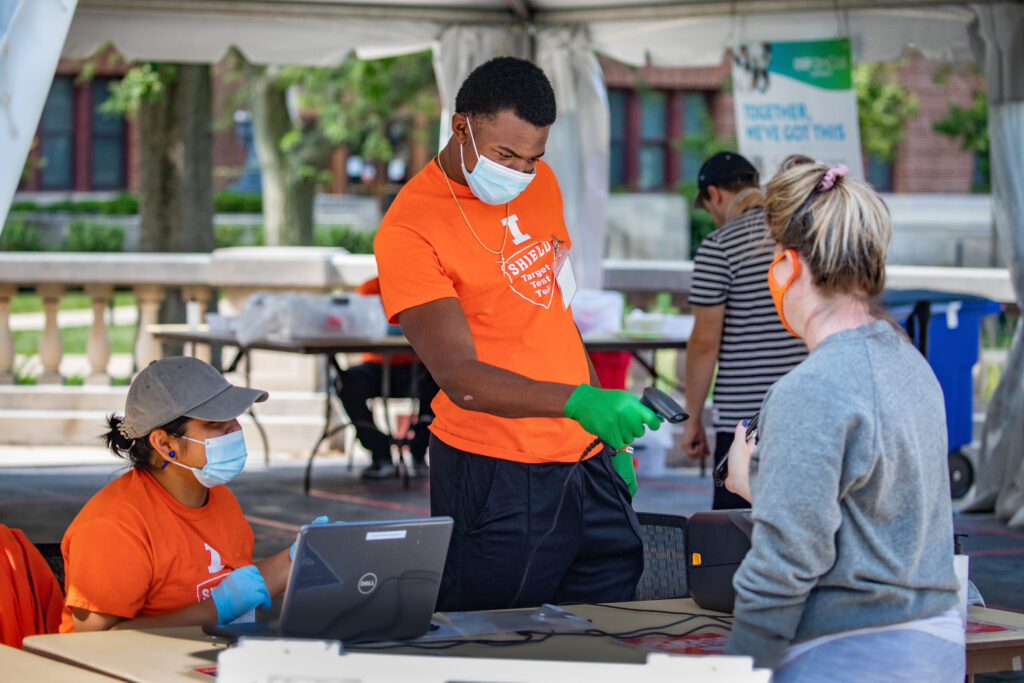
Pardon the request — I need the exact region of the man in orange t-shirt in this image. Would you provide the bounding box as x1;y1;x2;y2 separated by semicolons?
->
335;277;438;480
375;57;661;612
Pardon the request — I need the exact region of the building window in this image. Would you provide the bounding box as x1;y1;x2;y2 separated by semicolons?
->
608;90;627;190
638;90;667;191
972;150;989;192
90;78;126;190
608;87;711;192
39;77;74;190
30;75;128;192
680;93;709;183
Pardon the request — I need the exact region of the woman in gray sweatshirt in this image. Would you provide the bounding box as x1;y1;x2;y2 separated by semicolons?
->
723;155;963;681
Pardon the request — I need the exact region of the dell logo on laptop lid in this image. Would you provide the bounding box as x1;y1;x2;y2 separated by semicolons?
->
358;572;378;594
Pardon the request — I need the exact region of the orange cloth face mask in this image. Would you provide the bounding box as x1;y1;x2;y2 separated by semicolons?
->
768;249;801;337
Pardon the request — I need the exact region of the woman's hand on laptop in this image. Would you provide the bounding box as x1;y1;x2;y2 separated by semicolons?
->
290;516;330;560
211;565;272;624
256;516;330;600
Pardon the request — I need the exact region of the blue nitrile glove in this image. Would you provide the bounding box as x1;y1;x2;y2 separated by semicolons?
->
210;565;271;624
563;384;662;451
290;516;330;560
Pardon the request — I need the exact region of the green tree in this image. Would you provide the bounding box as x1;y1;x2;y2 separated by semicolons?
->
102;59;215;356
232;50;437;246
854;62;919;163
933;90;989;192
102;62;215;254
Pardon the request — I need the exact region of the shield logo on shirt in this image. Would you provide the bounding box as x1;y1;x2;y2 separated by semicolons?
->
502;237;555;309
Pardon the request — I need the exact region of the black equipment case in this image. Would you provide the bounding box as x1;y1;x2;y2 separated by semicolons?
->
685;510;754;613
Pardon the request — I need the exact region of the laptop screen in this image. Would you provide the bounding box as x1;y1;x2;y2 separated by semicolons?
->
281;517;453;642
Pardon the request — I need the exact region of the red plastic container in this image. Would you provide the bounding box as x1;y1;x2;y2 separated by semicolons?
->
588;351;632;390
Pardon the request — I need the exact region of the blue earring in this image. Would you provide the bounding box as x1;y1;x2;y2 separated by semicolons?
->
161;450;176;470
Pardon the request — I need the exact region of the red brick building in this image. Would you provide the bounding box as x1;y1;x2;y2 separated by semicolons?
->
889;51;985;193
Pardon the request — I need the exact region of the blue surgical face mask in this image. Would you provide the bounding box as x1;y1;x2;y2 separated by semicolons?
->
459;115;535;205
175;429;247;488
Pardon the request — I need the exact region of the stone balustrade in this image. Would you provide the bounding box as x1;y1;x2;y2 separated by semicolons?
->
0;248;375;385
0;247;1015;385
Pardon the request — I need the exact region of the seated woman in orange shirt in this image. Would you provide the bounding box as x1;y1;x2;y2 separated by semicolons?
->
61;357;318;632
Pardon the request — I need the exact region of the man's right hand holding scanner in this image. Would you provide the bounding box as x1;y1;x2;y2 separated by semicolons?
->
563;384;662;450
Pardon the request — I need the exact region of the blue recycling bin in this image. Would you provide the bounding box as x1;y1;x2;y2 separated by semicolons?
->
881;289;1001;459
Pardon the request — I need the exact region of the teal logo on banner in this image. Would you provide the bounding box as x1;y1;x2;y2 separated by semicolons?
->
769;38;852;90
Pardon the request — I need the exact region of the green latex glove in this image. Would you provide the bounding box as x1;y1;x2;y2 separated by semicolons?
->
611;449;638;496
563;384;662;451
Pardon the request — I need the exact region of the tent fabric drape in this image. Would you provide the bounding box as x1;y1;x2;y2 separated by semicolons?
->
432;25;530;146
0;0;79;232
966;3;1024;526
536;26;609;290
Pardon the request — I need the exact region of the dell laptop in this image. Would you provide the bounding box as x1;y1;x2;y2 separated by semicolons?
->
205;517;453;643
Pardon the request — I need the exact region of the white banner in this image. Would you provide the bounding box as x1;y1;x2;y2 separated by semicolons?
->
732;38;863;181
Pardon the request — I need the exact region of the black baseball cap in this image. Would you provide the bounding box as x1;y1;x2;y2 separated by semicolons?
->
694;151;759;209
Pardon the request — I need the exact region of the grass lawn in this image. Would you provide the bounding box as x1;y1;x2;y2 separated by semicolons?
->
14;325;136;355
11;290;136;314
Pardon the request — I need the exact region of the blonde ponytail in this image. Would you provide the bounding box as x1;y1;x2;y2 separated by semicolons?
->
764;155;891;297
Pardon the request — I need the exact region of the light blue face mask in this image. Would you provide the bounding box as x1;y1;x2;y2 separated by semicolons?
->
459;115;535;205
175;429;248;488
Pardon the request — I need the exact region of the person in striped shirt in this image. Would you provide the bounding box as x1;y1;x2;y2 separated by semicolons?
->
682;151;807;509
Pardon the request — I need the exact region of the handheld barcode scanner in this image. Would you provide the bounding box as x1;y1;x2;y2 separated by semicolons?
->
639;386;689;424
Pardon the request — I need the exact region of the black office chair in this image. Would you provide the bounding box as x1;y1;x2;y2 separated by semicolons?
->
634;512;689;600
33;542;65;593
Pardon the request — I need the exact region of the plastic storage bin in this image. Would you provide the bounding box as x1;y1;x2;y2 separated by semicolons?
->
881;290;1001;496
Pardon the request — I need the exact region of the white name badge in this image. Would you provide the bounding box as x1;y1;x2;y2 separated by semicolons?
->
554;249;578;310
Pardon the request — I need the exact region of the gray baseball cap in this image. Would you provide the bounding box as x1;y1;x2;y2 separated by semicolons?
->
121;356;268;439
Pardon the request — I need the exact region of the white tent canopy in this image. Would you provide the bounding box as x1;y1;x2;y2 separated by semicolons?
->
65;0;996;279
5;0;1024;522
55;1;1000;289
64;1;983;66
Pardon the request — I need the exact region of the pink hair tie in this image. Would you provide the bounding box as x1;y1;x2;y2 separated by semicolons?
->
817;163;849;192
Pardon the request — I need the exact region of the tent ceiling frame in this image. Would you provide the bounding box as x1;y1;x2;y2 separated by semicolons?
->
77;0;519;24
536;0;1009;24
79;0;1015;26
506;0;534;20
